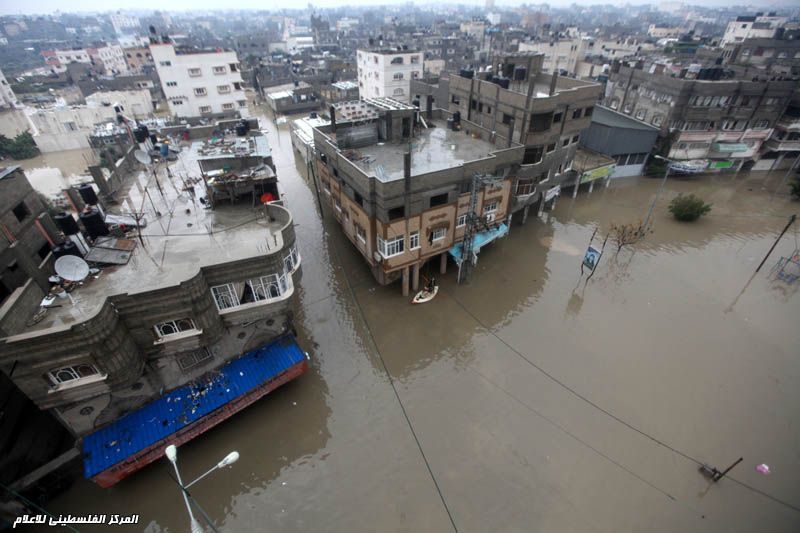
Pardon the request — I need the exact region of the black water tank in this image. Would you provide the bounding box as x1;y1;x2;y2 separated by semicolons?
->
235;119;249;136
453;111;461;124
54;212;80;235
497;77;510;89
80;208;109;240
149;134;158;145
513;66;527;81
53;240;82;259
459;69;474;79
491;75;501;84
134;125;149;143
78;184;98;205
309;111;318;119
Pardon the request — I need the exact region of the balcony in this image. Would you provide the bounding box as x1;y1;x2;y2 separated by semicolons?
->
776;116;800;131
764;137;800;152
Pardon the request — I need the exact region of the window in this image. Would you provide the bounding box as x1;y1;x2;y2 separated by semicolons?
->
393;72;404;80
154;318;198;339
355;224;367;244
572;135;579;143
652;114;663;126
47;363;101;386
194;87;207;96
283;245;300;273
484;201;498;214
431;228;446;242
233;82;242;90
177;348;213;370
522;146;544;165
391;57;404;64
584;107;594;117
572;108;582;119
217;84;231;93
199;105;212;114
333;196;342;212
516;178;535;196
393;88;405;96
213;66;226;75
222;103;234;110
430;193;448;207
354;192;364;206
12;202;30;222
247;274;288;301
229;63;239;72
188;68;201;77
546;142;556;153
485;105;492;115
159;60;172;67
238;100;247;108
412;71;420;79
635;109;646;121
410;56;420;64
553;112;563;124
562;138;570;147
457;214;467;228
752;119;769;129
63;121;78;132
409;231;420;249
502;113;513;125
451;94;460;105
377;235;405;258
529;112;552;132
211;283;239;310
166;81;177;87
388;206;405;220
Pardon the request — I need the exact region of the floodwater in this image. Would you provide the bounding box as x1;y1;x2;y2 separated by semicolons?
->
16;148;97;199
46;105;800;532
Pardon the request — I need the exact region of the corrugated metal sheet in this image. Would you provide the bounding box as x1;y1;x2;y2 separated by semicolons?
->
83;336;306;479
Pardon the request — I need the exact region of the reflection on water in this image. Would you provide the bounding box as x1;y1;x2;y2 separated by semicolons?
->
16;148;97;199
47;103;800;532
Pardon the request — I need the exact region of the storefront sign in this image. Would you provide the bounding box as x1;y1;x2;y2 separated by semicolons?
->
545;186;561;202
579;164;615;184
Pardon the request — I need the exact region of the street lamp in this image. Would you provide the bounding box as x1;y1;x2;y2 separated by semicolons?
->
643;154;672;230
165;444;240;533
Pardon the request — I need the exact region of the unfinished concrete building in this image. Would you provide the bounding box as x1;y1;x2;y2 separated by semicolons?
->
603;61;797;171
446;53;602;220
313;97;524;294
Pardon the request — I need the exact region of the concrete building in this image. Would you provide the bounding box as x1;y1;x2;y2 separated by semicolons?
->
41;45;129;76
150;43;246;119
109;12;140;35
357;48;423;103
264;81;320;116
123;46;154;73
757;87;800;171
648;25;684;39
0;67;18;109
518;32;591;76
0;138;301;438
578;105;660;178
721;13;787;46
312;97;523;293
446;53;602;219
604;62;796;171
460;19;488;40
320;80;359;106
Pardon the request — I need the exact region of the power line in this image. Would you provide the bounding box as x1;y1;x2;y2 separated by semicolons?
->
440;288;800;514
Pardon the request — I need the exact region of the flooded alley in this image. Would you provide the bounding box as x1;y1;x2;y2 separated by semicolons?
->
47;108;800;533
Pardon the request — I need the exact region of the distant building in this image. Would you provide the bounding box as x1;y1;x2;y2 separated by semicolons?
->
123;46;154;73
41;45;129;76
335;17;360;31
519;32;591;76
150;43;246;118
721;13;787;46
110;12;140;35
647;24;683;39
264;81;320;115
357;48;422;103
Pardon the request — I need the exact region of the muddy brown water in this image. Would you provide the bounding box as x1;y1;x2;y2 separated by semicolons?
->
45;106;799;532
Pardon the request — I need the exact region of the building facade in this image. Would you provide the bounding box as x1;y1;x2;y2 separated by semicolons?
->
357;48;423;103
0;67;18;109
721;14;786;46
150;43;246;118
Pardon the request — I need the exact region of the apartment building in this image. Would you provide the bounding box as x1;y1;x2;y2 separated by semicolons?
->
758;87;800;171
721;13;787;46
313;98;524;294
357;48;423;103
41;45;129;76
150;43;246;118
123;46;154;73
446;53;602;219
604;62;796;171
0;150;301;441
518;32;591;76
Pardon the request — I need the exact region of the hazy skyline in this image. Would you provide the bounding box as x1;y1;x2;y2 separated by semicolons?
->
0;0;793;17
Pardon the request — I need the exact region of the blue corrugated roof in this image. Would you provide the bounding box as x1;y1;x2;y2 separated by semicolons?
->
449;223;509;263
83;336;306;479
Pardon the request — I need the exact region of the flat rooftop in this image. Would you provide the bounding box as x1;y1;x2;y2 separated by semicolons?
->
190;133;271;161
16;146;286;337
346;118;497;182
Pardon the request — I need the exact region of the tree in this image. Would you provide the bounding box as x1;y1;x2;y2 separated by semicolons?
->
0;131;40;160
668;194;712;221
609;220;649;256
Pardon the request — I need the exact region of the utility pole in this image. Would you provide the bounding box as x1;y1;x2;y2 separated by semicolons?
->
643;155;671;231
458;173;504;284
755;214;797;273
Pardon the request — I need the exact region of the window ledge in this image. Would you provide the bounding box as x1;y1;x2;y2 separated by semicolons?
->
154;329;203;345
48;373;108;394
218;290;294;315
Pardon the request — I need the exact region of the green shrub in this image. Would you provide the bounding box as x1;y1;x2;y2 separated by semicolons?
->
668;194;712;221
0;131;40;160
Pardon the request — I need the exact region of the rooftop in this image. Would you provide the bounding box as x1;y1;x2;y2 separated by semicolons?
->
332;80;358;91
345;118;498;183
190;133;271;161
0;165;21;181
15;146;287;337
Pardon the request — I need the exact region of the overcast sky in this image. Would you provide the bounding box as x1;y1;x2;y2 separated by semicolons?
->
0;0;789;16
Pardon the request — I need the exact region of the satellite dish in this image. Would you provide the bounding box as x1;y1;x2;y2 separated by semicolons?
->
55;255;90;282
134;150;152;166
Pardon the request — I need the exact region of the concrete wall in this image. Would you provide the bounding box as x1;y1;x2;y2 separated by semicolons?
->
0;279;44;337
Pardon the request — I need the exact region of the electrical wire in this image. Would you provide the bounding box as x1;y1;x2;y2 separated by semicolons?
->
439;287;800;514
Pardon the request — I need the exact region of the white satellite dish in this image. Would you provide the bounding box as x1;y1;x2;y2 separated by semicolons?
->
134;150;152;166
55;255;90;282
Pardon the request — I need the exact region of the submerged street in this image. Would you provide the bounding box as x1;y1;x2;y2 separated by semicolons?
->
47;108;800;532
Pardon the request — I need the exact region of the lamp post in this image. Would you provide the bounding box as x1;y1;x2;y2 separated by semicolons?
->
643;154;672;230
165;444;240;533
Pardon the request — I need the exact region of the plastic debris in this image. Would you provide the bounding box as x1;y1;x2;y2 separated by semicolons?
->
756;464;771;475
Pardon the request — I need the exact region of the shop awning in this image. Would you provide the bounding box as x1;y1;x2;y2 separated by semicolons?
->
449;223;509;264
713;142;748;153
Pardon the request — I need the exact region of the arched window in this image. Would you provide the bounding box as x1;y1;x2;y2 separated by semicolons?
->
393;88;405;96
391;57;404;64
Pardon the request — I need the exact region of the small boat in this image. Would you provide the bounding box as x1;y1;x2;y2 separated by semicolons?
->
668;159;708;175
412;285;438;304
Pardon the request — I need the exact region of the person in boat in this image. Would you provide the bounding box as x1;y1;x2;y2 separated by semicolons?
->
426;276;436;293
